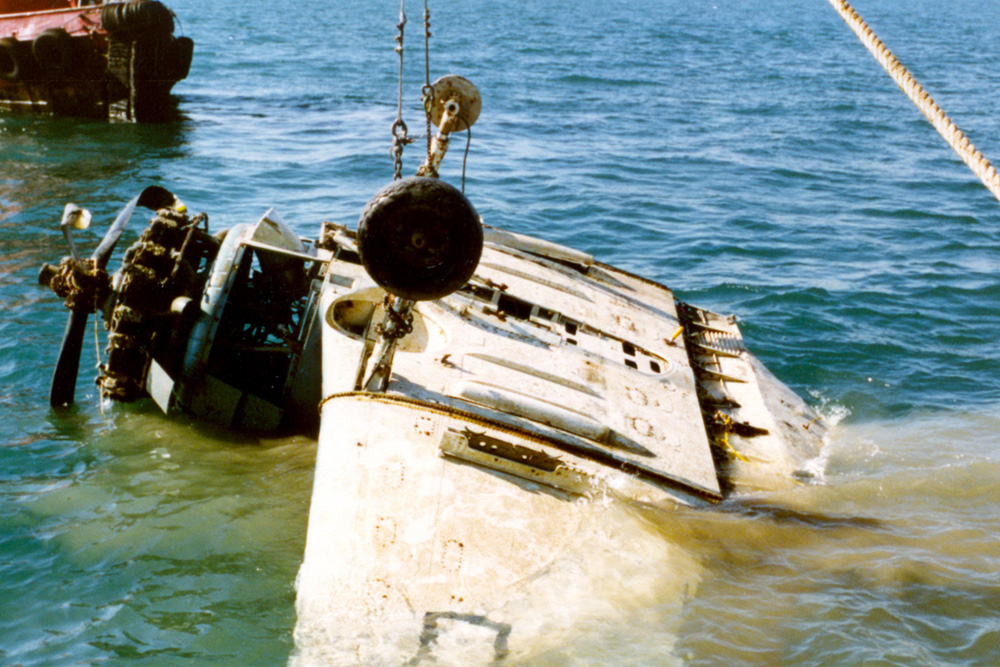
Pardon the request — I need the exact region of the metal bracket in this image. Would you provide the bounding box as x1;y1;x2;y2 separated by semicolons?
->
408;611;511;665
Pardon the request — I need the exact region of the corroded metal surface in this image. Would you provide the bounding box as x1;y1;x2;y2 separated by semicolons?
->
99;209;216;401
416;75;482;177
426;74;481;132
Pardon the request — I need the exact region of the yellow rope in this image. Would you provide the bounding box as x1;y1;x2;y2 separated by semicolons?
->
827;0;1000;202
712;412;750;463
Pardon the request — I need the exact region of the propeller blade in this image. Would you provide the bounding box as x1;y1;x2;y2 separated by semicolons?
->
50;308;89;407
49;193;141;406
92;194;139;268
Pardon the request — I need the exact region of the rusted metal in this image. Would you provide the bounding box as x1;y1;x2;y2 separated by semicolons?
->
98;208;218;401
42;256;110;313
416;75;481;177
358;295;415;392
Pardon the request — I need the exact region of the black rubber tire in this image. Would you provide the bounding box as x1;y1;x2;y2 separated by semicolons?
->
101;0;174;36
32;29;75;79
357;177;483;301
165;36;193;81
0;37;28;82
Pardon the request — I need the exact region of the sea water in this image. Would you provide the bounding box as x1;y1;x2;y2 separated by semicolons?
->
2;0;999;664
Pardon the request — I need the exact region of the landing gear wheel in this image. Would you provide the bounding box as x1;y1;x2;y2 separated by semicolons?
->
357;177;483;301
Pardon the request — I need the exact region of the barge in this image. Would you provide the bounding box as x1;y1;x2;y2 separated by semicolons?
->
0;0;192;121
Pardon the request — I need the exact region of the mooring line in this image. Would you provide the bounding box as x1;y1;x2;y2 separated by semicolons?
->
827;0;1000;202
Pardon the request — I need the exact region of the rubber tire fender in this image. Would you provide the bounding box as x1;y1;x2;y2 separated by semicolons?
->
166;36;193;81
357;177;483;302
101;0;175;36
0;37;29;82
32;29;75;79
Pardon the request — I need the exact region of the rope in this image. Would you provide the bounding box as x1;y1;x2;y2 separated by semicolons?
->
94;313;106;420
827;0;1000;202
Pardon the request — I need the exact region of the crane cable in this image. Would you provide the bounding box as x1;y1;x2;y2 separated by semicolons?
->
827;0;1000;202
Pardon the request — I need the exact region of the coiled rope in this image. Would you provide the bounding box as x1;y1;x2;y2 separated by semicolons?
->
827;0;1000;202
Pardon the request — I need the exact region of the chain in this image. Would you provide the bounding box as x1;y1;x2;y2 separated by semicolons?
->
421;0;433;163
375;295;414;339
390;0;439;179
390;0;411;180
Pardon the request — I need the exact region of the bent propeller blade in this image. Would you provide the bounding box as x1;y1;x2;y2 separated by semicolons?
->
49;194;141;407
49;309;89;407
92;195;139;268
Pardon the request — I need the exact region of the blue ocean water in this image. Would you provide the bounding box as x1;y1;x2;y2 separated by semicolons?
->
2;0;999;664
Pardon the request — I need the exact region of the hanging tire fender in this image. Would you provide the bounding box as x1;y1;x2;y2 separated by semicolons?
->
166;36;193;81
0;37;31;82
101;0;175;36
32;29;76;79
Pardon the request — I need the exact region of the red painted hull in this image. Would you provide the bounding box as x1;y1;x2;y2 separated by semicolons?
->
0;0;192;121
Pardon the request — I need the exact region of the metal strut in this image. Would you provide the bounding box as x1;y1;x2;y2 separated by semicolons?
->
356;295;415;393
407;611;511;665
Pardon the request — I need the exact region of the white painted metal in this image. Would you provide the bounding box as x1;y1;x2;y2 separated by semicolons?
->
292;223;827;664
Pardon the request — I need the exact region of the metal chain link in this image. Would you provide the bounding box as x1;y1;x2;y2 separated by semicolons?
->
375;295;414;339
391;0;411;180
389;0;443;180
422;0;433;163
